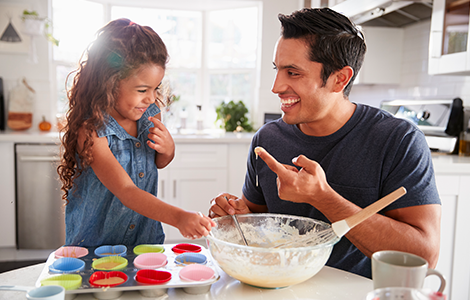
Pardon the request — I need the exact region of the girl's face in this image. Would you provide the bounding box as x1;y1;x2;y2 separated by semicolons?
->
111;64;165;123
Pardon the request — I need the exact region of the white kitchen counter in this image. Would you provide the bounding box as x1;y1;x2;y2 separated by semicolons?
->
0;129;255;144
0;129;61;144
0;263;373;300
431;153;470;174
3;127;470;175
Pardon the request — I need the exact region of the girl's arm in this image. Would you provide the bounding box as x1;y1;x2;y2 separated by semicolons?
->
147;113;175;169
78;127;213;239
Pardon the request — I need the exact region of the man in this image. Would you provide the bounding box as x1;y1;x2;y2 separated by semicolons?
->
209;7;441;278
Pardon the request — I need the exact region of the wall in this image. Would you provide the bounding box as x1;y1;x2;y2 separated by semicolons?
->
5;2;468;131
349;20;470;109
0;0;54;130
253;0;302;127
0;0;302;131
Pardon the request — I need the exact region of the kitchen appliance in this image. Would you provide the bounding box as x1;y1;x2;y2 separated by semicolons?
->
331;0;432;27
264;113;281;124
15;143;65;249
380;98;464;153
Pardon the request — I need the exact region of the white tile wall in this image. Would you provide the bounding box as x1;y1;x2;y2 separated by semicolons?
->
349;20;470;109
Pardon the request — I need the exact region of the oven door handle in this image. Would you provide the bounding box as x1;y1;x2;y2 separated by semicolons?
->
19;155;60;162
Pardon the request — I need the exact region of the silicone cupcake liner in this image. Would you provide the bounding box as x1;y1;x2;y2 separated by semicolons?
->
36;243;218;299
41;274;82;290
49;257;85;274
54;246;88;259
94;245;127;257
89;271;128;288
175;253;207;266
179;264;215;282
91;256;128;270
133;253;167;269
133;244;165;255
172;243;202;254
135;269;172;285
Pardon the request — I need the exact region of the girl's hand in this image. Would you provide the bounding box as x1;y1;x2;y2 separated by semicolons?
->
147;116;175;156
177;211;216;239
147;116;175;168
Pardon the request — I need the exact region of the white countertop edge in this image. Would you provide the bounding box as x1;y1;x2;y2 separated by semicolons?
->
432;153;470;175
0;130;255;144
0;263;373;300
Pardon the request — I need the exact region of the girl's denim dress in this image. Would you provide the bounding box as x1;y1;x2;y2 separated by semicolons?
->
65;103;165;247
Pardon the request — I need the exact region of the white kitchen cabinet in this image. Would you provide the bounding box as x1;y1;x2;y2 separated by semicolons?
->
227;142;250;195
423;175;457;297
423;157;470;299
158;143;229;242
354;27;404;85
428;0;470;75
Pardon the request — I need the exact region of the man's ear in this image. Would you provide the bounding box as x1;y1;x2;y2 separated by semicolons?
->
332;66;354;93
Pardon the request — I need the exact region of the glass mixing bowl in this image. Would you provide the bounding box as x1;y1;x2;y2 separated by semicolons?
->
206;213;339;288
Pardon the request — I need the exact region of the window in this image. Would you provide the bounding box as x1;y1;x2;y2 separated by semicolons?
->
52;0;105;115
207;7;258;129
52;0;260;132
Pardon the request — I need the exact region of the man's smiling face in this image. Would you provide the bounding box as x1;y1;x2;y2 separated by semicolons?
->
271;37;341;134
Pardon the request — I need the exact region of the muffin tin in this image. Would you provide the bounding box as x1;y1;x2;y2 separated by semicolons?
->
35;243;219;299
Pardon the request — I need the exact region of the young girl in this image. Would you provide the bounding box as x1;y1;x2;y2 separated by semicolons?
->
57;18;215;247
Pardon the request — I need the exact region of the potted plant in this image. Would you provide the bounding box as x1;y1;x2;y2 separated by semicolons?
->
21;10;59;46
215;100;254;132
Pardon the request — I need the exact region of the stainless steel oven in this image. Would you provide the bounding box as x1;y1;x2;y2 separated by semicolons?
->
15;143;65;249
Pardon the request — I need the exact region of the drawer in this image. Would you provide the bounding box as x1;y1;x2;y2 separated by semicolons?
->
170;144;228;169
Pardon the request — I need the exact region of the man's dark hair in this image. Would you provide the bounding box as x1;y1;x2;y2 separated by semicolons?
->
279;8;366;97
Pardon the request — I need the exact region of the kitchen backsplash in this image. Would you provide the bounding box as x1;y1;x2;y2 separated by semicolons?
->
350;20;470;109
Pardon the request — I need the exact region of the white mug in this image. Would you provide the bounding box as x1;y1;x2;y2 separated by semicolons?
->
366;287;446;300
371;250;446;293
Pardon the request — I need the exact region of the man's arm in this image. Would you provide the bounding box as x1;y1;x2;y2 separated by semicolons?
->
255;147;441;267
311;185;440;267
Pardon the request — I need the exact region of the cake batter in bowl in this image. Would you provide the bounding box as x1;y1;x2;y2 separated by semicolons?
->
206;213;339;288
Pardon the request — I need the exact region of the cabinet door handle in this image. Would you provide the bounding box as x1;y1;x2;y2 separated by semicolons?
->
19;156;60;162
173;180;176;198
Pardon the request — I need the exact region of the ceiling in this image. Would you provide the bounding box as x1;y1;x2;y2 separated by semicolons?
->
91;0;262;10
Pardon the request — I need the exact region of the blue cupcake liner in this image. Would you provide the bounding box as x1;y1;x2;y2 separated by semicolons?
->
94;245;127;257
175;253;207;266
49;257;85;274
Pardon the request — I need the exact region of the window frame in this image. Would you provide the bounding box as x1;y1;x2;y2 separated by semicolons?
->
51;0;261;130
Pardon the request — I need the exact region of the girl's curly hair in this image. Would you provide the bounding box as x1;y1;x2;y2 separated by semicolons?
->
57;18;169;203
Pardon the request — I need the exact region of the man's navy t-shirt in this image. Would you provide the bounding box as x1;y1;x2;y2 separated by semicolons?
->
242;103;440;278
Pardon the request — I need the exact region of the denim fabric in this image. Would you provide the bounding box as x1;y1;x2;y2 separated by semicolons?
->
65;103;165;247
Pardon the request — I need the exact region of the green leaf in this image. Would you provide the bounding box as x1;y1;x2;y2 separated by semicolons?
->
22;10;39;17
215;100;254;132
